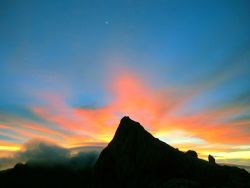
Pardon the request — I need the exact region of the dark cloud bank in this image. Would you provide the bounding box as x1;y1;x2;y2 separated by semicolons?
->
0;141;102;188
0;140;102;171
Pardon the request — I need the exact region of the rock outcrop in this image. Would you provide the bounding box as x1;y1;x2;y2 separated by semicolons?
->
186;150;198;158
208;154;216;164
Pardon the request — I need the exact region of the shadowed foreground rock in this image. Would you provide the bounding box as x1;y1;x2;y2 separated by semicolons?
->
186;150;198;158
94;116;250;188
208;154;216;164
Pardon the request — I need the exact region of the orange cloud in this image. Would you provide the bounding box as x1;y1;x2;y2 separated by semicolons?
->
29;72;249;147
1;71;249;165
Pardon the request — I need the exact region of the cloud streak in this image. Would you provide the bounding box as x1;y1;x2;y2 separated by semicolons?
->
0;69;249;166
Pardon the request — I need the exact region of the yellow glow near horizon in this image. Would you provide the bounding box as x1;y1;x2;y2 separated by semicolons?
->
202;151;250;160
0;145;21;151
0;73;249;167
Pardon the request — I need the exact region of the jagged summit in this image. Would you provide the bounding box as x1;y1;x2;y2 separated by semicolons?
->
120;116;134;123
116;116;144;133
117;116;146;133
111;116;152;145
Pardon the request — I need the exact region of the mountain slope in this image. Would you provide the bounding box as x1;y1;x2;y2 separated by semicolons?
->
94;116;250;188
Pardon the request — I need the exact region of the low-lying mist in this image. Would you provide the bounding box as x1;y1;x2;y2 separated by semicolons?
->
0;140;102;171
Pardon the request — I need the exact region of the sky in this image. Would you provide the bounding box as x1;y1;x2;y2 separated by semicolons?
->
0;0;250;168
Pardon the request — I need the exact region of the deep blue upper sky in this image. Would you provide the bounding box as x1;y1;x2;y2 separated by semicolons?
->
0;0;250;165
1;0;249;108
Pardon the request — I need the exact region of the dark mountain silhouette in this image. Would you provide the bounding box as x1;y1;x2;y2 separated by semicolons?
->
0;162;93;188
0;116;249;188
94;116;250;188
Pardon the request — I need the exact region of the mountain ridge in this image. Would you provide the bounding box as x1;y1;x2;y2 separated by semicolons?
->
0;116;249;188
94;116;250;188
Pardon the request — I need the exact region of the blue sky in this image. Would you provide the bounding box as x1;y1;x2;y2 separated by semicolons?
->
0;0;250;166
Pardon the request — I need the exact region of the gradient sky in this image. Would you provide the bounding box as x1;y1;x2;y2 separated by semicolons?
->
0;0;250;167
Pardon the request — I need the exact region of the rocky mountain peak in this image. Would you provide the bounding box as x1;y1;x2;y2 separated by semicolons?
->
94;117;250;188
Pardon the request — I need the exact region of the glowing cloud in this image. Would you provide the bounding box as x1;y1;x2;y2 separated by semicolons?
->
0;71;249;166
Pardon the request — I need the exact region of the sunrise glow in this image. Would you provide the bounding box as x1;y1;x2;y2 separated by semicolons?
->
1;0;249;170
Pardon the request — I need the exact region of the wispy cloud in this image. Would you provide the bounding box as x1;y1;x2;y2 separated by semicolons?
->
0;69;249;165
